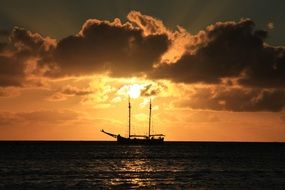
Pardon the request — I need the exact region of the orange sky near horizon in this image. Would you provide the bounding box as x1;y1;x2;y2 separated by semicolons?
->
0;76;284;142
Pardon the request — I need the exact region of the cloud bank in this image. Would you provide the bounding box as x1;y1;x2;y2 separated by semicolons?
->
0;11;284;112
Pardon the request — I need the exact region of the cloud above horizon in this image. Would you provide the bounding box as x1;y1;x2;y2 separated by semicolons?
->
151;19;285;88
0;11;284;112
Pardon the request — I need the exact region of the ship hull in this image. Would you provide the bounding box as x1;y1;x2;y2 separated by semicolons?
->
117;136;164;144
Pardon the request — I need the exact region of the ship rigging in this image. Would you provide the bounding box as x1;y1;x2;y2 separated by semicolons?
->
101;97;164;144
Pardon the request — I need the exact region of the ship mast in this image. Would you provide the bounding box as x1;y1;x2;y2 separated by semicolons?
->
148;98;152;138
128;96;131;138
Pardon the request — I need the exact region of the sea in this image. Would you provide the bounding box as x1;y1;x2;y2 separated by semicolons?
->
0;141;284;189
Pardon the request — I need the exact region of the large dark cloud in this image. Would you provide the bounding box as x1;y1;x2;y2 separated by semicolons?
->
2;14;284;89
151;19;285;88
239;45;285;88
53;18;170;77
1;13;171;86
176;87;285;112
0;27;55;87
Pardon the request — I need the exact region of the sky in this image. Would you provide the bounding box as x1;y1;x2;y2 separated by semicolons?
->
0;0;285;141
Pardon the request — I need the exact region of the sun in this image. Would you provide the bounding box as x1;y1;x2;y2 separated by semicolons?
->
128;84;142;99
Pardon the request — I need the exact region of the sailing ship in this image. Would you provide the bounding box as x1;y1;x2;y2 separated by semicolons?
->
101;97;165;144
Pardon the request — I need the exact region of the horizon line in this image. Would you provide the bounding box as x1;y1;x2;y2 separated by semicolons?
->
0;140;284;143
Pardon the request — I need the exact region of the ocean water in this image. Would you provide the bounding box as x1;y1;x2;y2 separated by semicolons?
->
0;142;284;189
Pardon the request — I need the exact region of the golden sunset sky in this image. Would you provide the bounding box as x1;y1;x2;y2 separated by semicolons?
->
0;0;285;141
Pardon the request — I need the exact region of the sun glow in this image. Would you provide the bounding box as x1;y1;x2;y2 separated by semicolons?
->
128;84;142;99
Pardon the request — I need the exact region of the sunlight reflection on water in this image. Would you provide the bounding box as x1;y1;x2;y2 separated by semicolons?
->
97;145;179;189
109;146;158;188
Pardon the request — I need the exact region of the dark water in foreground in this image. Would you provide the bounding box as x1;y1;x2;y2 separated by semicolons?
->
0;142;284;189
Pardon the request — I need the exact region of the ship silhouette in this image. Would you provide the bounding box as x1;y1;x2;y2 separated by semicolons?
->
101;97;165;144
